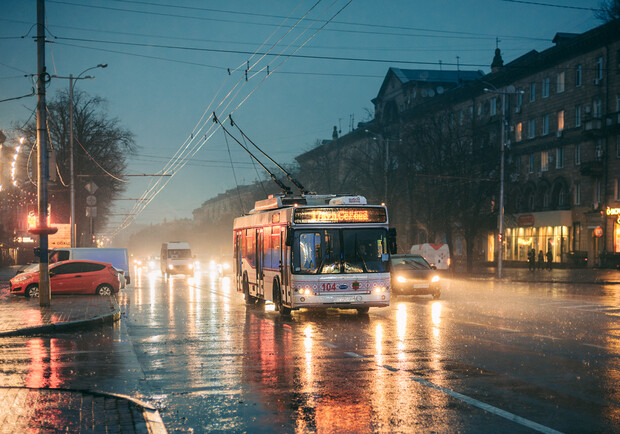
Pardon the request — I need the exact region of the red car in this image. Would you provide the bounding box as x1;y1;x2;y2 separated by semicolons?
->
10;260;121;297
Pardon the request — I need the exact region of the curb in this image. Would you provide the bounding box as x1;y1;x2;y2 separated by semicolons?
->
0;386;167;433
0;295;121;337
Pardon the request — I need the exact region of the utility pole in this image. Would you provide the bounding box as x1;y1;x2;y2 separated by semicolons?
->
34;0;54;306
498;91;506;280
69;74;75;247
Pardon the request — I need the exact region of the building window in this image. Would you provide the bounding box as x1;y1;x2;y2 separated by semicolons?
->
575;143;581;165
593;99;602;118
596;179;602;203
574;182;581;205
556;72;565;93
617;136;620;158
543;115;550;135
616;94;620;112
558;110;564;131
528;119;536;138
575;64;582;87
596;139;603;160
530;82;536;102
490;97;497;116
556;147;564;169
541;150;549;171
575;105;582;127
573;222;581;250
477;104;483;116
542;77;550;98
596;56;604;81
516;90;523;108
529;153;535;173
515;122;523;142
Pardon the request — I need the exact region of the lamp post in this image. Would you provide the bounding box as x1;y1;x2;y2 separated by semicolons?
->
54;64;107;247
364;129;400;204
483;83;523;279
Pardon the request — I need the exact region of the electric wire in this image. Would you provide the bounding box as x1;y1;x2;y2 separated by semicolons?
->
223;127;246;215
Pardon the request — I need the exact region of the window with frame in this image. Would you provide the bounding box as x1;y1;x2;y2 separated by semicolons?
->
575;144;581;165
596;56;604;80
515;122;522;142
575;105;582;127
528;119;536;138
556;147;564;169
542;77;550;98
617;136;620;158
556;72;565;93
558;110;564;131
529;153;535;173
596;179;602;203
543;115;550;135
516;90;523;107
574;181;581;205
616;94;620;112
593;99;602;118
490;97;497;116
596;139;603;160
541;150;549;171
530;82;536;102
575;65;582;87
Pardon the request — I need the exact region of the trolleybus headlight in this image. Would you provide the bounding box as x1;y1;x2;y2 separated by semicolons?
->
374;286;387;294
396;275;407;283
301;288;311;296
168;264;174;270
431;275;440;283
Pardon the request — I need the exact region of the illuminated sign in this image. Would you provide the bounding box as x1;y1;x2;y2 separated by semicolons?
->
517;214;535;227
293;207;387;224
607;207;620;216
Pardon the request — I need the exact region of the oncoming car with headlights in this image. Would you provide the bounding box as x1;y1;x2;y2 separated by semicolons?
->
390;254;441;299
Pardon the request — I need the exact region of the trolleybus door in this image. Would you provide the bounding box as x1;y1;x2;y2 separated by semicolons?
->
256;229;264;297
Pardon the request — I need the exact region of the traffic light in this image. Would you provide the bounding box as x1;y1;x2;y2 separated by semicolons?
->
498;233;503;243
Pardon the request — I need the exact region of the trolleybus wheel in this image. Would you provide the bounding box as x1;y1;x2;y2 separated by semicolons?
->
356;307;369;315
243;275;254;305
274;281;291;316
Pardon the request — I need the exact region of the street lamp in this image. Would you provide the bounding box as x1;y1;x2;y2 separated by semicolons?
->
364;128;400;205
54;64;107;247
483;83;523;279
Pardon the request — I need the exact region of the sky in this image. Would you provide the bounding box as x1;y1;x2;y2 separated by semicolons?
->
0;0;604;239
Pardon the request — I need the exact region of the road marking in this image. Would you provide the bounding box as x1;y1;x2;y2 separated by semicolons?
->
409;376;563;434
344;351;364;358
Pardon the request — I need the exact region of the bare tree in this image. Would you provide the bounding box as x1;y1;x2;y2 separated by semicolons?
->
20;89;135;245
596;0;620;21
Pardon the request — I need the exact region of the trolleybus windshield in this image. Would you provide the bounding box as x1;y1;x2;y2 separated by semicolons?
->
292;228;388;274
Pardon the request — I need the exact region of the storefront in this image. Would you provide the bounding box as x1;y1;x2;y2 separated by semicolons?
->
503;211;572;264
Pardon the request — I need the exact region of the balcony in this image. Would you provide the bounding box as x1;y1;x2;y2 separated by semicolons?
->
580;160;604;177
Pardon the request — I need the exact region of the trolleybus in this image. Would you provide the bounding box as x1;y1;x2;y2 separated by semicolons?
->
233;194;394;315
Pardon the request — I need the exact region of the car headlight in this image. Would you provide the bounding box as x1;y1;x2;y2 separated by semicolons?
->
168;264;174;270
431;275;440;283
13;274;31;283
396;275;407;283
189;263;194;269
222;263;230;270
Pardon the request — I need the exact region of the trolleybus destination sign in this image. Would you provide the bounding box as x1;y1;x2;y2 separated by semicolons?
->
293;207;387;224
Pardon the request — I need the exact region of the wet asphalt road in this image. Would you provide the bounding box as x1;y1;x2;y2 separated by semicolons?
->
121;268;619;433
0;268;618;433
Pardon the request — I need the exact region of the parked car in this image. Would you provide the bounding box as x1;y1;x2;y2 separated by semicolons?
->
390;254;441;299
9;260;121;297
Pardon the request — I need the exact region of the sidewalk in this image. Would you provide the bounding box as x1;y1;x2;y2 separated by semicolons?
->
0;266;167;433
451;264;620;284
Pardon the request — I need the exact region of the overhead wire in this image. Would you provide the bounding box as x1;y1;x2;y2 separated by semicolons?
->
107;0;340;236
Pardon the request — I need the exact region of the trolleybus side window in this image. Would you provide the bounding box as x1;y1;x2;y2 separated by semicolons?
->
263;227;272;269
244;229;255;267
272;227;281;270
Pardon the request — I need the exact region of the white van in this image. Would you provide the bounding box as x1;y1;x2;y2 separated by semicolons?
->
410;243;451;270
49;247;131;285
161;242;194;277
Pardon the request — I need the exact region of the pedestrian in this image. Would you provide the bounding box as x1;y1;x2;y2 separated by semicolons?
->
527;249;535;271
546;250;553;270
538;250;544;270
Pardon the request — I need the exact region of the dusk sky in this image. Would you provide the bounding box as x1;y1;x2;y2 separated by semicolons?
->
0;0;603;238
